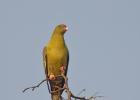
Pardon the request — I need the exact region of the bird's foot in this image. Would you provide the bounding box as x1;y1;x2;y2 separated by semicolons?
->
49;73;55;80
60;65;66;74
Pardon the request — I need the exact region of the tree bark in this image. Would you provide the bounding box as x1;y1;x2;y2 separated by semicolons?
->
51;94;62;100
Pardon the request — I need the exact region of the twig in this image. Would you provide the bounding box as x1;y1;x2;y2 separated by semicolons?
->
56;74;103;100
71;92;87;100
88;95;104;100
71;93;104;100
61;74;71;100
50;87;66;94
22;79;47;93
77;89;86;96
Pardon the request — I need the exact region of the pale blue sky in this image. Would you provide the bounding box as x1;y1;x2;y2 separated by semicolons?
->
1;0;140;100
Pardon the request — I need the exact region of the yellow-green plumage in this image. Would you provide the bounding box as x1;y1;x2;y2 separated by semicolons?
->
43;24;69;100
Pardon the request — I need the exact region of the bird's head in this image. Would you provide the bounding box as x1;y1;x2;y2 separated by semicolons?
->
54;24;68;35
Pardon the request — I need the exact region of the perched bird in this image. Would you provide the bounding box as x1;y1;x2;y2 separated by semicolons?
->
43;24;69;100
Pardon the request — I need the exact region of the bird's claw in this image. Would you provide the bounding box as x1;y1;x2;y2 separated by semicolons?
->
49;73;55;80
60;65;66;74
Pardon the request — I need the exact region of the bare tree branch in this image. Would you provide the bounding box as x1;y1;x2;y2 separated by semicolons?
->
22;75;104;100
22;79;47;93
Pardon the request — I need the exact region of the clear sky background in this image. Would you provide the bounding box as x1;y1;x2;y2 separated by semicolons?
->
1;0;140;100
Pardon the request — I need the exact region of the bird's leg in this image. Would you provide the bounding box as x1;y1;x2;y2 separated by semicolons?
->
49;73;55;80
60;64;66;74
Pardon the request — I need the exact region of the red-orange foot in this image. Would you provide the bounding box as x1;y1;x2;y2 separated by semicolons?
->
49;73;55;80
60;65;66;74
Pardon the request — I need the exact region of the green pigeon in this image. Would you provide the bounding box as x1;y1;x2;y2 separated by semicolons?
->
43;24;69;100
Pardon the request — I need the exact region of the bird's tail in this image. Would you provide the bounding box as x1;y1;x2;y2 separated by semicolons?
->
49;76;65;100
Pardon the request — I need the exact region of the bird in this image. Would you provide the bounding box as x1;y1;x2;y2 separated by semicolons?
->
43;24;69;100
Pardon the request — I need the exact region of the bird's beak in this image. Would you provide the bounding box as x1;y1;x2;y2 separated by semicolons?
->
65;26;68;31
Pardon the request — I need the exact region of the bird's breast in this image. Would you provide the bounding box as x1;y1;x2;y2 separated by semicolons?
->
47;47;68;64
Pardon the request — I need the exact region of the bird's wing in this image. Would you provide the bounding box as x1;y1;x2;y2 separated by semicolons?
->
65;50;69;76
43;46;48;77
